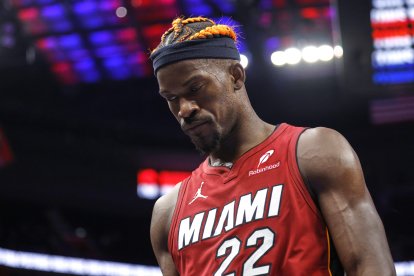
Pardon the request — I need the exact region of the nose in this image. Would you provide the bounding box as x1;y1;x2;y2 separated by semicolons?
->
178;98;199;119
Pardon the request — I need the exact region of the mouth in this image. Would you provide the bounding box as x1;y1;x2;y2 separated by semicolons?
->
182;121;209;133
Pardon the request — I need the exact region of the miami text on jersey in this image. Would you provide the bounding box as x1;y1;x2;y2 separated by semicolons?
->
178;184;284;250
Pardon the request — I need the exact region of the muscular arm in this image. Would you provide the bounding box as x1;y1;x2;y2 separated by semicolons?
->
150;183;181;276
297;127;395;276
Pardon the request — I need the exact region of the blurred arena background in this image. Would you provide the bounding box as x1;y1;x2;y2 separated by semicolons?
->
0;0;413;275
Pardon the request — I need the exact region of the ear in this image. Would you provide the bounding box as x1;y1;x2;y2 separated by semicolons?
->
230;62;246;90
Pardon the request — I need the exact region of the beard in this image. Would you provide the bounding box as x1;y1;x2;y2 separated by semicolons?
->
189;128;221;155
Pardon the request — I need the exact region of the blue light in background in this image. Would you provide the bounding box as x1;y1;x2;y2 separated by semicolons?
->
110;69;131;80
373;70;414;84
72;0;121;28
80;16;104;29
106;14;122;26
80;71;101;83
90;31;113;46
65;49;90;61
59;34;83;49
183;0;213;15
47;51;66;62
127;53;145;65
237;41;248;55
73;1;96;15
99;0;119;11
212;0;235;14
74;60;101;83
41;4;65;19
36;0;55;5
108;66;131;79
260;0;273;9
264;37;280;55
51;20;72;32
130;64;148;77
74;59;95;71
181;0;204;5
37;37;57;49
95;45;123;58
373;63;414;70
103;56;125;68
103;56;131;80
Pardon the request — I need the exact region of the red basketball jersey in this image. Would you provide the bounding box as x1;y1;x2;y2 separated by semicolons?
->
168;123;343;275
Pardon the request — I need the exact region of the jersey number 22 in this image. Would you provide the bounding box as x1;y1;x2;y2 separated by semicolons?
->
214;227;275;276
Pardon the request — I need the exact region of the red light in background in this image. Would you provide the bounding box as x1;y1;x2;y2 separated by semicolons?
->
132;0;175;7
0;128;14;167
53;62;71;73
52;62;77;84
36;37;57;50
259;12;272;27
159;0;176;4
301;7;320;19
322;7;333;18
99;0;122;11
10;0;27;8
27;21;47;36
142;24;170;39
295;0;329;4
117;28;137;42
137;168;158;183
131;0;151;7
132;2;178;24
372;28;410;39
371;21;409;29
124;43;140;53
137;169;159;199
143;24;171;49
128;52;147;64
18;7;39;21
159;171;191;186
136;169;191;199
273;0;286;8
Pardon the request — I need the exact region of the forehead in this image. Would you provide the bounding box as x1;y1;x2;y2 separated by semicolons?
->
157;59;207;80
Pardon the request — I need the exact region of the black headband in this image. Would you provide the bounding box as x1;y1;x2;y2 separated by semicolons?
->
150;37;240;74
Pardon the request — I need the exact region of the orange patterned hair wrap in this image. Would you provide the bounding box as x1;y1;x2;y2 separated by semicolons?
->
150;37;240;74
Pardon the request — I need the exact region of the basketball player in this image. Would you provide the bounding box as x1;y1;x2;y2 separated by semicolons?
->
149;17;395;275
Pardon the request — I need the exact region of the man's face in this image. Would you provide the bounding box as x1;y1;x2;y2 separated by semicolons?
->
157;59;237;154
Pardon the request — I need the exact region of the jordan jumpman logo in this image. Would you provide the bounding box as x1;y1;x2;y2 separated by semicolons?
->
189;181;208;205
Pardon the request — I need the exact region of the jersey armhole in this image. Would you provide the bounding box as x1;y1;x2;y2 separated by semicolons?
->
288;127;323;219
290;127;344;275
167;177;191;257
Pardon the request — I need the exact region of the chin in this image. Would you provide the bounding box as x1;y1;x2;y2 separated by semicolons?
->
191;132;220;155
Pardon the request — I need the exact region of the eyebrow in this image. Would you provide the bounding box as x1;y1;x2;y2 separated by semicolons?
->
158;89;168;95
182;75;204;86
159;75;204;95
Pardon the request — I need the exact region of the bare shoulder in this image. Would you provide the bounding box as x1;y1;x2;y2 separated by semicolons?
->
151;182;182;239
297;127;354;160
296;127;362;193
296;127;396;275
154;181;182;213
150;182;182;276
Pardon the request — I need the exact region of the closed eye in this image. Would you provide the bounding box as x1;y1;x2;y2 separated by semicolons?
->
190;83;204;93
166;95;177;102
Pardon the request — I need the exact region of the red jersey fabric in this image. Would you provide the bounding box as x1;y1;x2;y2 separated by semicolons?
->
168;123;342;276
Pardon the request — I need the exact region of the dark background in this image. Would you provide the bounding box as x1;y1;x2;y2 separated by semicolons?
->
0;0;413;275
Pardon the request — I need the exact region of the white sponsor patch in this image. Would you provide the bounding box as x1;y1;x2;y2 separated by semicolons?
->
257;150;274;168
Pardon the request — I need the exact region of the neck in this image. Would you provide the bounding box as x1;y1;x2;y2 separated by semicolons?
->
209;110;275;165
